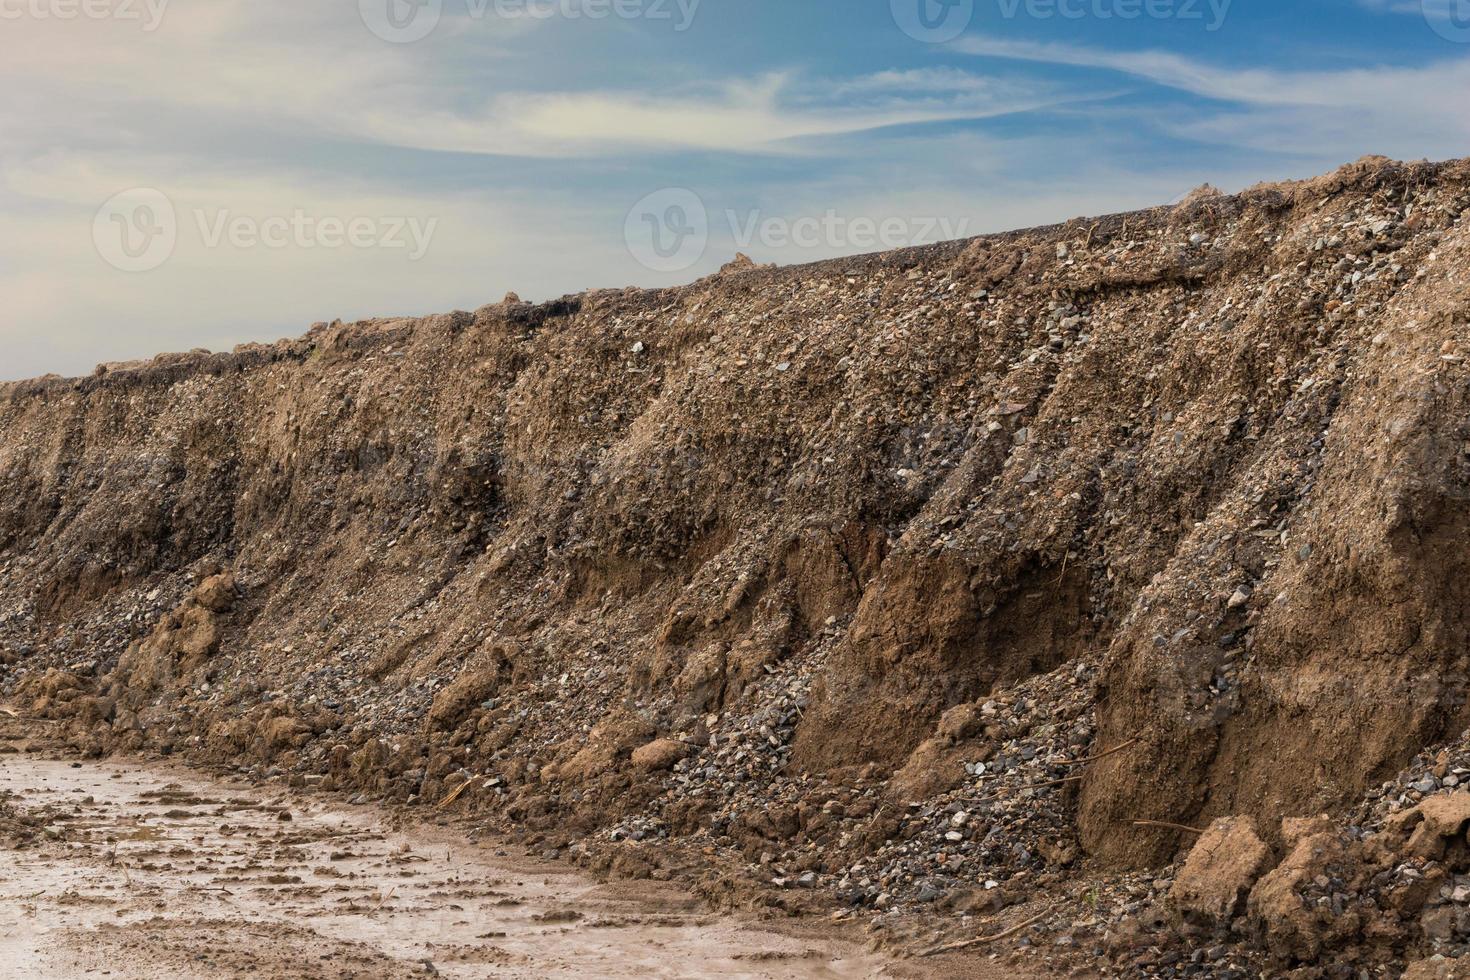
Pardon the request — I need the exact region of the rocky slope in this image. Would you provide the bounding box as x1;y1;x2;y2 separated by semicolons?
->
3;155;1470;975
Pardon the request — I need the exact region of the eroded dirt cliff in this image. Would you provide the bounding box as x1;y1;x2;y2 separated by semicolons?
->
4;155;1470;975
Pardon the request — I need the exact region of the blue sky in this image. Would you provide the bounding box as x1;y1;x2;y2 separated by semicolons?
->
2;0;1467;379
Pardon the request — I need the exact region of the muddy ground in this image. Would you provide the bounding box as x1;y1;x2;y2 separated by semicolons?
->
0;720;1020;979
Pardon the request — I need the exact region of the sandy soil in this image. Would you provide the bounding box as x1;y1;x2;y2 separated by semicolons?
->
0;749;1015;979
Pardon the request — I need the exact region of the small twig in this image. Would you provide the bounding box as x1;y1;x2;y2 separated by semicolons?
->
921;905;1057;956
435;781;471;810
1060;737;1139;767
1052;550;1071;595
370;886;396;912
1017;774;1082;791
1133;820;1205;835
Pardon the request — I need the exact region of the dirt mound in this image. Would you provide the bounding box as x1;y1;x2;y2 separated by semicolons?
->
3;154;1470;974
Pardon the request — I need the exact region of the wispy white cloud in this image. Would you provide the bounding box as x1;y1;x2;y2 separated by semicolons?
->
954;37;1470;158
349;72;1077;156
0;3;1072;159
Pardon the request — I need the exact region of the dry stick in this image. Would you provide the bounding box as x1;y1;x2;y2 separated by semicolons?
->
1017;774;1083;792
1016;737;1142;788
1059;737;1140;767
1052;550;1071;596
370;886;397;912
921;905;1058;957
1133;819;1205;835
436;781;471;810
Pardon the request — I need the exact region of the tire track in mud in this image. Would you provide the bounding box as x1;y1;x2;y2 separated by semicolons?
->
0;754;915;979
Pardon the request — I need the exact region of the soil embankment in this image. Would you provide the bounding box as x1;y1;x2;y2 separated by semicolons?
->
4;155;1470;975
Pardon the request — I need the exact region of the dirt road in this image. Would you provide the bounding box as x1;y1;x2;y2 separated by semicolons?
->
0;753;925;979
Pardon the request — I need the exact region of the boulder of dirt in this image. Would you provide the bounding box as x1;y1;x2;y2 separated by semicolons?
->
722;639;781;701
1175;183;1224;208
1037;837;1079;868
1171;816;1272;925
193;570;236;613
1247;827;1355;962
717;253;773;276
1386;791;1470;861
173;605;220;667
17;669;90;718
66;695;114;729
18;668;86;702
424;642;516;732
257;716;311;756
1281;814;1335;848
428;669;500;732
109;587;226;701
673;644;727;714
544;711;655;784
631;738;687;773
206;715;261;754
935;702;985;742
886;735;990;803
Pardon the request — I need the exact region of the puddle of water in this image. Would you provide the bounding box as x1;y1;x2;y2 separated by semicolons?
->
0;755;898;979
